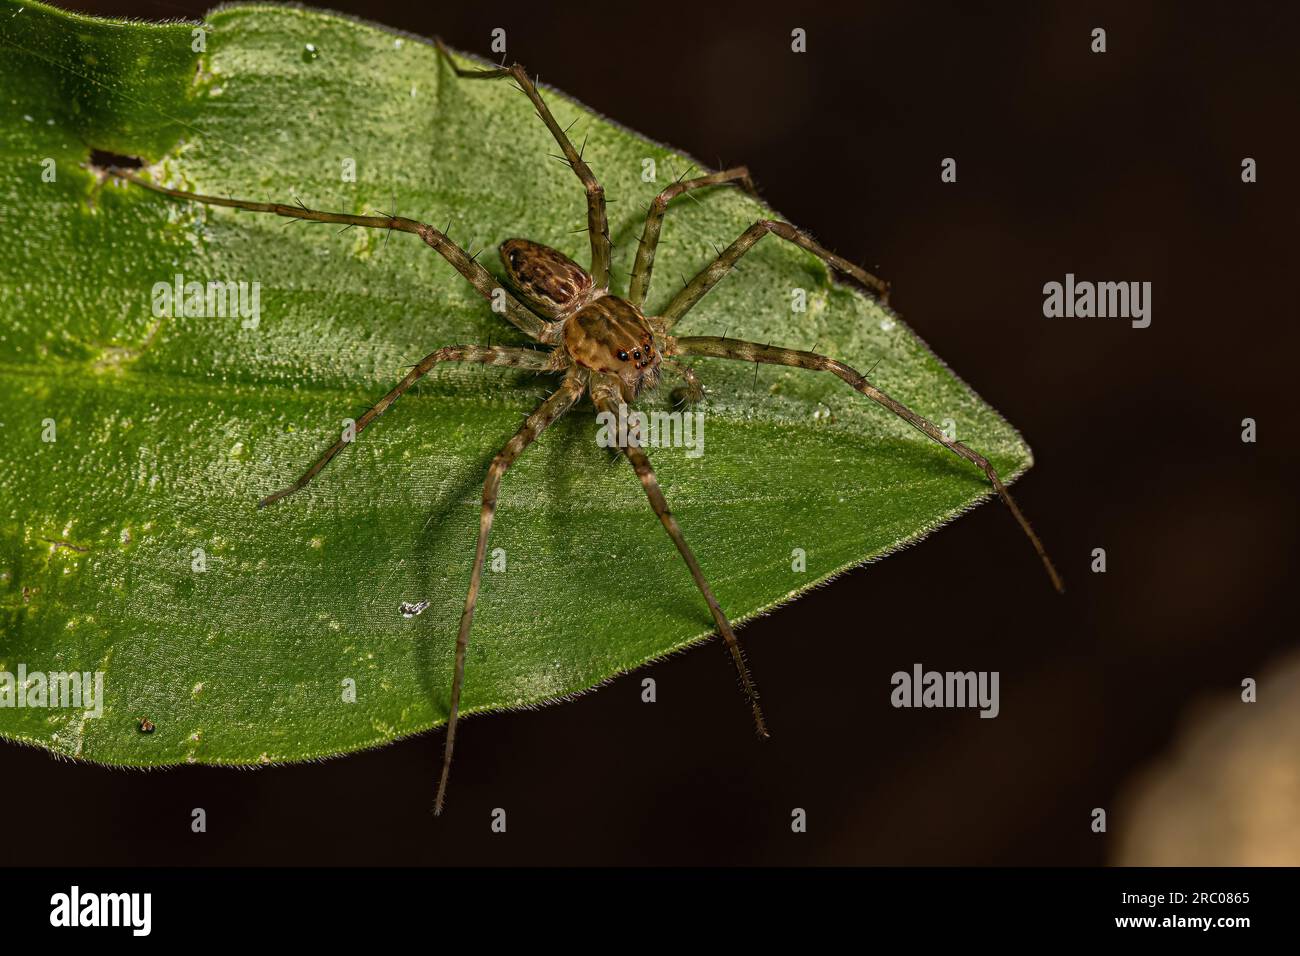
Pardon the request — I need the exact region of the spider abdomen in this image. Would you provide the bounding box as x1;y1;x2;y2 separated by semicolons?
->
499;238;593;318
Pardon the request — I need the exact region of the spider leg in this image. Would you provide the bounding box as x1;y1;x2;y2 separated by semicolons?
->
433;39;611;289
259;345;554;508
658;219;890;330
590;377;769;739
628;166;756;310
102;167;552;341
669;337;1064;593
435;369;587;815
661;358;705;405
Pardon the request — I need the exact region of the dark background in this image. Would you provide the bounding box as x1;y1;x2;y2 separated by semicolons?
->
6;0;1296;865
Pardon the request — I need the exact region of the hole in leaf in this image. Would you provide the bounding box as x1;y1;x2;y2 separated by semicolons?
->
88;148;144;170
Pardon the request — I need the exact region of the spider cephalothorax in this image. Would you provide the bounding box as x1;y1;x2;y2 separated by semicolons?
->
105;37;1062;816
560;291;661;400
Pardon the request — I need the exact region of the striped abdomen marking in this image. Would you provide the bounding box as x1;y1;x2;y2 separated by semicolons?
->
500;238;593;318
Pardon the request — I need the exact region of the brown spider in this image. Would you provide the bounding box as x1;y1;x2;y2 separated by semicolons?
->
106;40;1062;815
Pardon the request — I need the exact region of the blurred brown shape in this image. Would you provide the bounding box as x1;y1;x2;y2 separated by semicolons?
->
1115;651;1300;866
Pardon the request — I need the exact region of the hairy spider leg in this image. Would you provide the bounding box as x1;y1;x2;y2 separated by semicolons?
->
103;167;551;340
259;346;554;508
435;369;588;815
627;166;757;310
660;358;705;405
590;376;769;739
434;39;611;290
670;337;1065;593
659;219;891;328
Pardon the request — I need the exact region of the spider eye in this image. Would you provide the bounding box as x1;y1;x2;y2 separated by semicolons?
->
617;350;629;362
633;349;641;360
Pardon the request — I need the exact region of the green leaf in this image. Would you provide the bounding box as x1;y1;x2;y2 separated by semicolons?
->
0;1;1032;766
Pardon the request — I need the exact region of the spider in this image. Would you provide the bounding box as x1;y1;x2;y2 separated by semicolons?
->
104;40;1062;815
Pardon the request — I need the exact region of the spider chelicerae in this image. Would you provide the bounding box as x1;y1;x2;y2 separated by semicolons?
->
104;40;1062;814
